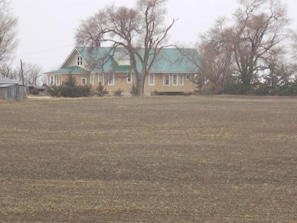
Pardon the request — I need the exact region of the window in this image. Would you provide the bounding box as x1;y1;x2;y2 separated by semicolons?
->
179;74;184;86
127;73;132;83
108;73;114;85
98;73;104;85
148;74;155;86
77;56;83;66
172;74;178;86
163;74;170;86
81;78;87;85
50;76;54;85
186;74;191;81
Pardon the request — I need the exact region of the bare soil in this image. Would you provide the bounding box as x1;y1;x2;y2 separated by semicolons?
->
0;96;296;222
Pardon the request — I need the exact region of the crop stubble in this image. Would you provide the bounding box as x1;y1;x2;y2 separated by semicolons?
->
0;96;297;222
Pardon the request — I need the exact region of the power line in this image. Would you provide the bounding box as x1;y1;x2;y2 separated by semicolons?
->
20;56;66;61
18;44;75;56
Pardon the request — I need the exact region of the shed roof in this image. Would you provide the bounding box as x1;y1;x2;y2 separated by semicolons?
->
0;84;15;88
0;77;23;85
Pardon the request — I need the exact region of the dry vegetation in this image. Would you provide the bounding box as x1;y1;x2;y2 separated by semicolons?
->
0;96;297;222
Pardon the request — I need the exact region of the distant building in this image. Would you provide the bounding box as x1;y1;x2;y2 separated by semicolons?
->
0;78;26;100
45;47;200;95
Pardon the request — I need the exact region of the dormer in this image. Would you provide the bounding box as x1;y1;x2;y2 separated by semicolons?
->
113;52;130;66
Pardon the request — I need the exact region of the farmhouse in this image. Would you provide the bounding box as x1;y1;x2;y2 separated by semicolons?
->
0;77;26;100
46;47;199;95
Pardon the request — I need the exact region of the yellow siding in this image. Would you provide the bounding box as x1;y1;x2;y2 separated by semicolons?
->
93;73;194;93
91;73;194;93
60;74;89;85
144;74;194;93
93;73;133;92
52;72;194;94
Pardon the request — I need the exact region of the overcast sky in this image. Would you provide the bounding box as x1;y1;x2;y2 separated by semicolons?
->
9;0;297;72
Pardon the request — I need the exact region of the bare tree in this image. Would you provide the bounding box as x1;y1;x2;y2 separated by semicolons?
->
198;18;235;94
20;62;43;86
289;31;297;73
0;0;17;64
197;0;290;94
232;0;290;93
75;0;176;96
0;60;18;79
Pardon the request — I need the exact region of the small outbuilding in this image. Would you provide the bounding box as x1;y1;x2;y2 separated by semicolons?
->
0;78;26;100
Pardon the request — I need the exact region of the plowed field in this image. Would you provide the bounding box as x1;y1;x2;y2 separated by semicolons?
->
1;96;296;222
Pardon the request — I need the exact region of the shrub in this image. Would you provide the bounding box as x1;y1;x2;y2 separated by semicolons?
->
47;75;91;97
114;88;122;96
47;85;62;97
96;82;108;96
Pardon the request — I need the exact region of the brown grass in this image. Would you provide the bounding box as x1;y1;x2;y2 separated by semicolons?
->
0;96;297;222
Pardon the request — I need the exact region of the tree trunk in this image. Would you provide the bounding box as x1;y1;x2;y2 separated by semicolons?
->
240;70;252;94
133;72;146;96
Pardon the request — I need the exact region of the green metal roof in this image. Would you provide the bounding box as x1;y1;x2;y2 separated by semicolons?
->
45;47;200;75
76;47;200;74
45;66;89;75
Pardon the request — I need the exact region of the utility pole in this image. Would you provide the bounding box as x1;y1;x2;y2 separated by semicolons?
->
20;59;24;85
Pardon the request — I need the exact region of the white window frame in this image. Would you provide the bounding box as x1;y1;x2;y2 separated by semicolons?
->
56;75;61;86
108;73;114;85
148;74;155;86
163;74;170;86
179;74;184;86
126;73;132;83
172;74;178;86
98;73;104;85
81;77;87;85
90;74;94;85
77;56;83;66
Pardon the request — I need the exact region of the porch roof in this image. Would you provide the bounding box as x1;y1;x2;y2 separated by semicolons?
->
45;66;89;75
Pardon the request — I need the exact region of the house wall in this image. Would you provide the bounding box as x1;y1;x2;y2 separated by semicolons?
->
49;72;194;95
93;73;133;92
61;74;90;85
92;73;194;94
48;75;62;86
48;74;90;86
144;73;194;94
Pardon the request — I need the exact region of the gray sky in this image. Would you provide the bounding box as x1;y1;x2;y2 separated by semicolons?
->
9;0;297;72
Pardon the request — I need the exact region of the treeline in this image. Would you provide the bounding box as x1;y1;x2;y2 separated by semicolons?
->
197;74;297;96
195;0;297;96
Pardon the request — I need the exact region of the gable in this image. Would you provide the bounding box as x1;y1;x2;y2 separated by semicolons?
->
62;49;85;68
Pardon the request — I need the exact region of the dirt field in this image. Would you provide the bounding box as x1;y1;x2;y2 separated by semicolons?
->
0;96;296;222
